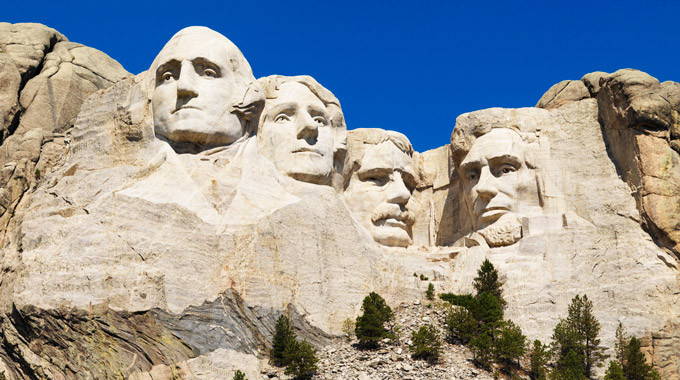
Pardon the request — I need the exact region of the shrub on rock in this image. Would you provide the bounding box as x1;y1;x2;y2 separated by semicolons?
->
409;324;442;364
355;292;393;348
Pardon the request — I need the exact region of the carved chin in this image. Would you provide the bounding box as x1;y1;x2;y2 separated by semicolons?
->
156;119;243;146
478;213;522;247
282;158;332;185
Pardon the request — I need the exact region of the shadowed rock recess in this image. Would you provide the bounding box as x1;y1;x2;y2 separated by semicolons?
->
0;23;678;379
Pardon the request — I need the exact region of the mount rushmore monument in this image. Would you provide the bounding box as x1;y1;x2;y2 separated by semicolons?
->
0;23;679;379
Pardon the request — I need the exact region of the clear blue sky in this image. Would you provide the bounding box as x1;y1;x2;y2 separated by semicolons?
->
5;1;679;152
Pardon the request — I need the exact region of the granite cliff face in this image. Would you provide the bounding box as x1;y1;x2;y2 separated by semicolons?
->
0;23;678;380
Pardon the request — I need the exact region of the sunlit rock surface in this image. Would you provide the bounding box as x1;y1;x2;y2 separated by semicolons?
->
0;23;678;379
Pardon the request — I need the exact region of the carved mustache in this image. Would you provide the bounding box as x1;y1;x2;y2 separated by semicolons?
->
371;204;415;227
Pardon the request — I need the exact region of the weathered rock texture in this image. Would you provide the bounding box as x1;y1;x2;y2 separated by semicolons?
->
0;23;678;380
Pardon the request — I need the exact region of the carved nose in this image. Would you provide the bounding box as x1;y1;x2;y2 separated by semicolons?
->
475;167;498;200
387;172;411;205
176;63;198;99
296;112;319;140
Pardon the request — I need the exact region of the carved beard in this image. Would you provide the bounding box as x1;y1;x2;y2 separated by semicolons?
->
478;213;522;247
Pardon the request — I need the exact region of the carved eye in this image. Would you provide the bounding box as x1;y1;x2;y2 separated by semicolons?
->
275;114;290;123
161;71;174;82
465;171;479;182
364;175;388;186
203;68;217;78
313;116;327;125
498;164;517;175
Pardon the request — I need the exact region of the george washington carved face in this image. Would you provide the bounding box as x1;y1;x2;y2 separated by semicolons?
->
151;27;257;147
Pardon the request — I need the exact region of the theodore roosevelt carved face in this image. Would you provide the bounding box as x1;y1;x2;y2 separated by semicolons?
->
257;75;346;185
151;27;258;148
343;129;416;248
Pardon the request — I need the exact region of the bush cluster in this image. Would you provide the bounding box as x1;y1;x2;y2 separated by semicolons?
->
442;259;525;374
270;315;319;380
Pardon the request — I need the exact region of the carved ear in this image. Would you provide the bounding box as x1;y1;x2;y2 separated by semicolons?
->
231;81;265;122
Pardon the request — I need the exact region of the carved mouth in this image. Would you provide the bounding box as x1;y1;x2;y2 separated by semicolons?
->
172;106;201;114
375;216;408;230
384;218;407;229
479;206;510;220
293;147;322;156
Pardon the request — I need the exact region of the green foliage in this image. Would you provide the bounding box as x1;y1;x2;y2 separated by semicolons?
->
624;337;657;380
470;330;493;369
493;320;526;371
283;339;319;380
34;167;41;180
604;361;626;380
445;305;478;343
419;273;429;281
355;292;393;348
530;340;551;380
341;318;354;341
551;295;607;379
550;349;588;380
614;322;627;367
232;369;247;380
473;259;506;307
271;315;295;366
426;282;435;300
474;291;504;327
0;372;7;380
409;324;442;363
439;293;475;308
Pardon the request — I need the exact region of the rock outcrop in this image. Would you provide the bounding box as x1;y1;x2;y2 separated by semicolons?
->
0;23;678;380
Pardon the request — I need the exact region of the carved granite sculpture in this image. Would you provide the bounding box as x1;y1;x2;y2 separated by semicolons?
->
257;75;346;186
150;26;263;150
0;23;679;380
344;128;417;247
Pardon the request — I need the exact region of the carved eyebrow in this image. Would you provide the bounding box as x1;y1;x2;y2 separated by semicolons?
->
488;154;522;168
268;102;298;116
155;59;180;78
459;159;481;172
191;57;222;76
357;167;391;177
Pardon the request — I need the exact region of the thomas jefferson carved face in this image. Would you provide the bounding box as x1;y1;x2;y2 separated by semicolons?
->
151;27;252;146
344;137;416;248
259;82;335;184
459;128;529;231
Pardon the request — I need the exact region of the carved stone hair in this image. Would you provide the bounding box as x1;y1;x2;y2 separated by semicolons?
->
450;112;538;169
257;75;347;154
343;128;414;189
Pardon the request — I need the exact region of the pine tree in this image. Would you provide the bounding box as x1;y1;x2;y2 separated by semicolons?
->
530;340;551;380
624;337;655;380
426;282;435;300
473;259;506;308
493;321;526;372
551;295;607;379
603;361;625;380
409;324;442;363
355;292;393;348
473;291;503;328
470;330;493;369
445;305;478;343
232;369;247;380
271;315;295;366
614;322;627;368
566;295;606;377
283;339;319;380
